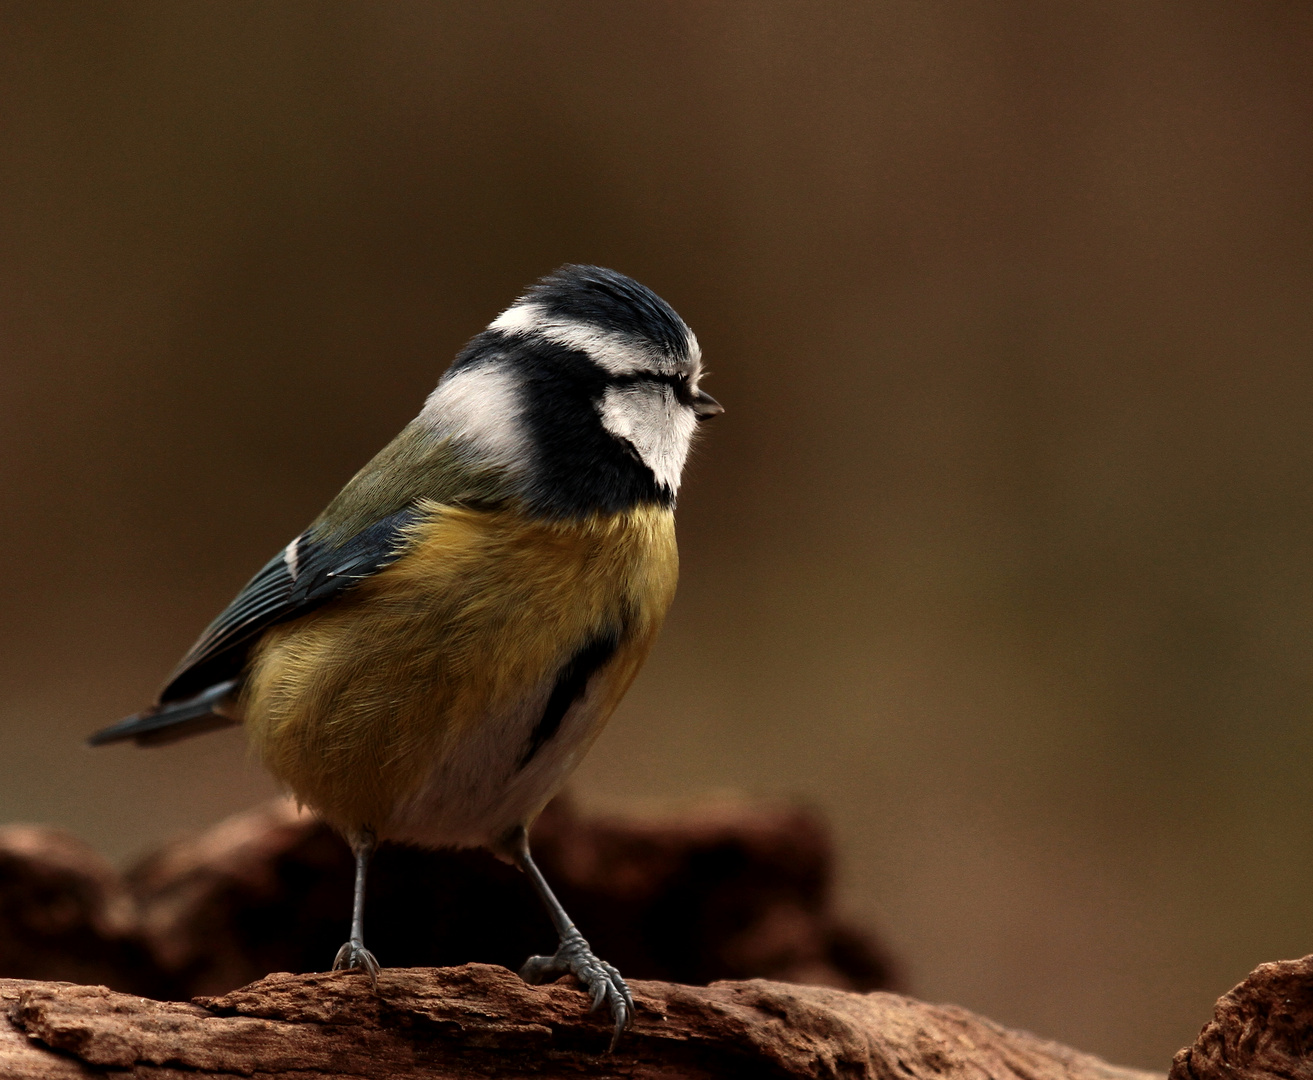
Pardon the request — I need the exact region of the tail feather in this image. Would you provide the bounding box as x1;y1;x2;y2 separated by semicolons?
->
88;680;240;747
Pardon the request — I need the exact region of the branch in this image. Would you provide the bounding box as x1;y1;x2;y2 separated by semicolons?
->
2;963;1161;1080
1170;954;1313;1080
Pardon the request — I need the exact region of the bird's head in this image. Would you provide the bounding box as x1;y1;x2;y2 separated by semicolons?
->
424;265;722;517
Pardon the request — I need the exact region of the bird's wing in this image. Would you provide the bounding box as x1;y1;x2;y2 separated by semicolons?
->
87;506;422;748
91;418;516;748
158;505;422;703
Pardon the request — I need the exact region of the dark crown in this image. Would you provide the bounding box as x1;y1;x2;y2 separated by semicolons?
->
520;265;691;358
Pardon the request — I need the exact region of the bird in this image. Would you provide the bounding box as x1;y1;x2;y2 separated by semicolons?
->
88;264;722;1048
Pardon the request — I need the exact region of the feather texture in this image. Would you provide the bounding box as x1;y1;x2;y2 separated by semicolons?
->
241;500;678;844
86;679;240;747
155;507;423;703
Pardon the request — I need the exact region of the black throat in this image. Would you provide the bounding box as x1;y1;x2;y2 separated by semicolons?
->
452;333;672;519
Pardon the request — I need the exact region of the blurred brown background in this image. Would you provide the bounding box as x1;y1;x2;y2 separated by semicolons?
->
3;1;1313;1070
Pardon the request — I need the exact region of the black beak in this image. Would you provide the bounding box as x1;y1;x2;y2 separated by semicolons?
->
693;389;724;421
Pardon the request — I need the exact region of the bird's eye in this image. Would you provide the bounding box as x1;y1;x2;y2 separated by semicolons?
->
671;372;696;406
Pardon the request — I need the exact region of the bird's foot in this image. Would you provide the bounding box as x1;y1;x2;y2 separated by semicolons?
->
332;939;380;988
520;927;633;1051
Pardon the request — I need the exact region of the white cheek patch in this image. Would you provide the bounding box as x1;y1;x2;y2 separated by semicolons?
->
597;383;698;493
490;301;686;378
419;364;527;468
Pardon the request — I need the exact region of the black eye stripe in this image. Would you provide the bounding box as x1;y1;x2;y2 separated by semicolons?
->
609;371;684;384
608;371;695;404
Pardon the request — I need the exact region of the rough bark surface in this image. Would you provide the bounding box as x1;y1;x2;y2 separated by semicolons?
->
0;963;1160;1080
1169;954;1313;1080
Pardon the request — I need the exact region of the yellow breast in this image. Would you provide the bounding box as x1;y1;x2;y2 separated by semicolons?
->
241;501;678;836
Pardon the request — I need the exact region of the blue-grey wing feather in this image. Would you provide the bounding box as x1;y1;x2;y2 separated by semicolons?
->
87;506;420;747
163;506;420;700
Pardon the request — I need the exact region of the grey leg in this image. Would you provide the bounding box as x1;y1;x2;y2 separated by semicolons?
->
332;828;381;986
508;825;633;1050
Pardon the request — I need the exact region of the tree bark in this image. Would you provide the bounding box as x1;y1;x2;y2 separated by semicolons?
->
0;963;1160;1080
1170;954;1313;1080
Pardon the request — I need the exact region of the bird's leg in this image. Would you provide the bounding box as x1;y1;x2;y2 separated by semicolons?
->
332;827;381;986
508;825;633;1050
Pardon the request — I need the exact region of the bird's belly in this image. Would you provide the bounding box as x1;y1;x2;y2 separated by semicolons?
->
384;656;625;849
242;502;676;844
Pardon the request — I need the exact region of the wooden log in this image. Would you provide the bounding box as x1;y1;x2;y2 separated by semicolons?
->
0;963;1161;1080
1170;954;1313;1080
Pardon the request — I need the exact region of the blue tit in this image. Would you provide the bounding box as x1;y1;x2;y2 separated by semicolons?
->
89;265;722;1046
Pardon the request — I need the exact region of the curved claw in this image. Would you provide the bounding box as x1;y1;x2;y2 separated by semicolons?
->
608;1002;629;1053
333;940;381;989
604;960;634;1015
518;929;633;1051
